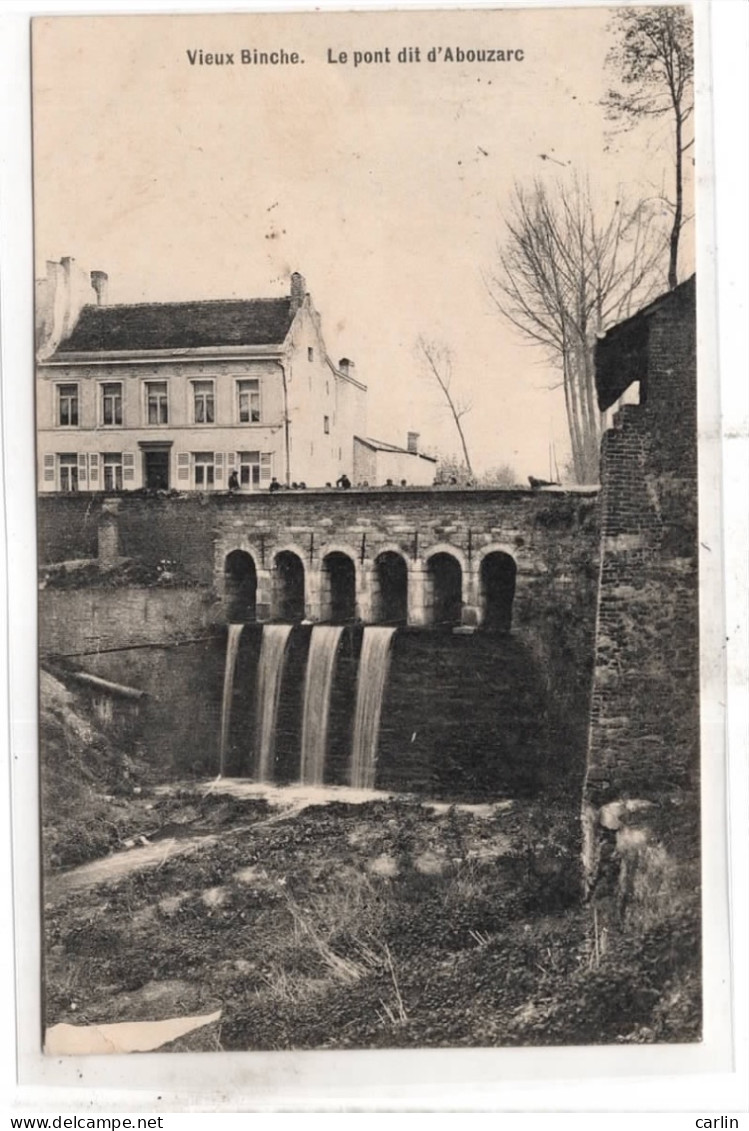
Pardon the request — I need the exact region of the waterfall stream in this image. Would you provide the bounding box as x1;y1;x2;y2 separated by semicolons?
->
299;626;343;786
254;624;293;782
350;626;396;789
218;623;244;775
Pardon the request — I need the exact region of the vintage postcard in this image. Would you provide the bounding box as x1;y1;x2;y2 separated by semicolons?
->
13;0;735;1099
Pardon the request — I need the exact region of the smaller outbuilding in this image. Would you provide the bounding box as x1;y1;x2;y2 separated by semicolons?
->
353;432;437;487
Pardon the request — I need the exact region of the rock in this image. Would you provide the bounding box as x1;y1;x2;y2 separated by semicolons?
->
201;886;227;908
599;798;654;830
616;826;649;852
413;850;446;875
367;854;398;877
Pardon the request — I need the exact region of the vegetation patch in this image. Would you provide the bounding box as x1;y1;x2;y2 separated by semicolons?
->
44;787;700;1049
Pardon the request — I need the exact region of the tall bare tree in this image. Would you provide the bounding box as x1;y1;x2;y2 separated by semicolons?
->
488;176;667;483
603;5;694;289
417;337;474;480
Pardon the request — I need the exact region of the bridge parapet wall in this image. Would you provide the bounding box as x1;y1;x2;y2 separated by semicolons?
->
209;486;599;629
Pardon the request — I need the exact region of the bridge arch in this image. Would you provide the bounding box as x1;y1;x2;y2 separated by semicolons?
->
224;548;258;623
372;549;409;624
272;545;307;621
423;545;465;627
423;542;470;574
320;547;358;623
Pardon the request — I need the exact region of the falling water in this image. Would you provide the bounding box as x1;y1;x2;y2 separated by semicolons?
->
218;623;244;776
350;627;396;790
299;625;344;786
254;624;293;782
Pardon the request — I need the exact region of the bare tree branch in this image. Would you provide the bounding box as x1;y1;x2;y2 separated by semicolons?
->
488;175;669;483
602;6;694;288
416;337;475;479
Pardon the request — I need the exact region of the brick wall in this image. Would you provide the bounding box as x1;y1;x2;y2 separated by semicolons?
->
586;281;699;807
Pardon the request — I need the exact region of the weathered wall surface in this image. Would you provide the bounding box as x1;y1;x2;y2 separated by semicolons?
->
586;283;699;805
583;279;700;982
224;627;555;798
39;586;221;656
38;486;601;628
38;494;217;580
51;638;227;781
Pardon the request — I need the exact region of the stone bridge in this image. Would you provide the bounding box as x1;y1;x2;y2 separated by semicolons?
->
213;486;599;629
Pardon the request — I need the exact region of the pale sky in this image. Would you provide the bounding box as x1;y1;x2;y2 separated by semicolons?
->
32;6;693;480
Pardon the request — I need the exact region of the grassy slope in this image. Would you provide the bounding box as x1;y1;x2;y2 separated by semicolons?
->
44;793;701;1049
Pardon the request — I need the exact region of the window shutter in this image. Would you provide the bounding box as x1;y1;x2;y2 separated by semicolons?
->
177;452;190;482
123;451;135;481
43;454;54;482
260;452;272;482
226;452;235;466
89;453;99;482
78;454;87;482
214;451;224;480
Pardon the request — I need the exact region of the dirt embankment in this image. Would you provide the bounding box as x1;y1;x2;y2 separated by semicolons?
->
44;786;700;1051
40;671;701;1051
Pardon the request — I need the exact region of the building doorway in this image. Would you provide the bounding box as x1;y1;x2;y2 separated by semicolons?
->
142;445;171;490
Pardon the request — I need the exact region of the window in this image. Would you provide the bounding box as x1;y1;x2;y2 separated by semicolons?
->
238;450;261;488
323;415;330;434
103;453;123;491
58;454;78;492
193;451;215;489
57;384;79;427
237;379;260;424
308;347;314;362
101;382;123;426
193;380;215;424
145;381;168;424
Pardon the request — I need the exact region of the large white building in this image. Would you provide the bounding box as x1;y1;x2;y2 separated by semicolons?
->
36;262;368;492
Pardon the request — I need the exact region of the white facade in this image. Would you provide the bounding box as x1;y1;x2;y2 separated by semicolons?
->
36;268;367;493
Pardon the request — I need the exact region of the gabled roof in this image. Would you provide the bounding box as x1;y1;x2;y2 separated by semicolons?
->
53;297;296;355
354;436;437;461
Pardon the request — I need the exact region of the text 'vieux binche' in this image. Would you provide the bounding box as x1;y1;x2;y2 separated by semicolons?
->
186;48;303;65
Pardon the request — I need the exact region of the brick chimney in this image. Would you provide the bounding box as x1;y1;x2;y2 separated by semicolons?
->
290;271;306;314
90;270;109;306
407;431;419;454
339;357;355;378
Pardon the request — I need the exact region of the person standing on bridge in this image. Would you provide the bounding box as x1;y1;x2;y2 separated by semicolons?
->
336;472;351;489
